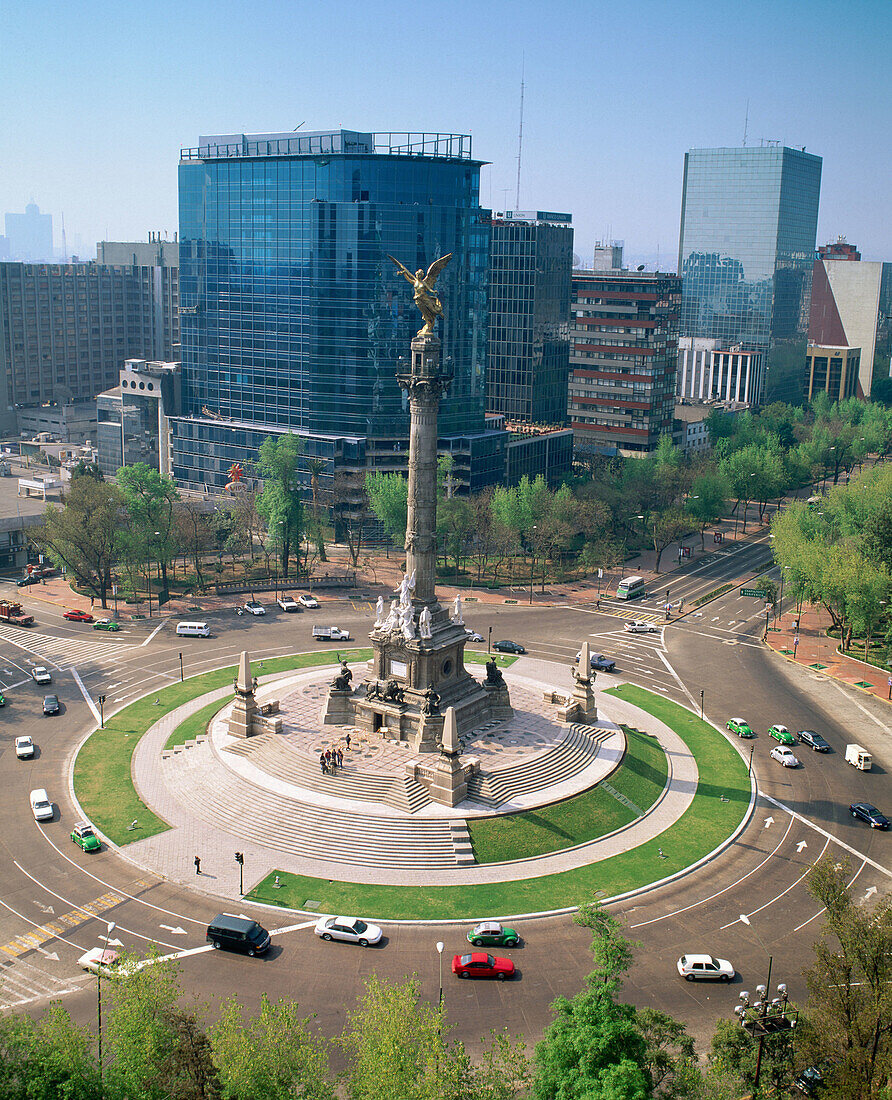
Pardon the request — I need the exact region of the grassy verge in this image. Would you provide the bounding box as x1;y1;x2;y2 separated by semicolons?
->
74;649;372;847
163;699;225;752
694;583;734;607
467;726;667;862
245;686;750;919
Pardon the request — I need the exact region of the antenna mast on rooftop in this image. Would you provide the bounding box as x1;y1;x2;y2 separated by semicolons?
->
515;58;524;208
60;212;67;263
743;99;749;146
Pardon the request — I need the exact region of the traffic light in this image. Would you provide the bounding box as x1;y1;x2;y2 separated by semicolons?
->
235;852;244;865
98;695;107;705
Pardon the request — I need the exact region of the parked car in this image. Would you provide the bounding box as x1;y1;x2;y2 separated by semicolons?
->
770;746;800;768
768;724;796;745
63;609;94;623
727;718;755;738
575;651;616;672
277;594;300;612
243;600;266;616
70;822;101;852
314;916;382;946
624;620;659;634
452;952;515;980
466;921;519;948
797;729;830;752
43;694;60;716
849;802;889;829
15;736;34;759
493;639;525;654
465;630;484;642
31;666;52;685
92;618;120;631
676;953;735;981
298;594;319;609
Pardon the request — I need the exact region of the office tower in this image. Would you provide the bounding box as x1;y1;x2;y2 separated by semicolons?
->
173;129;508;493
676;337;764;403
568;270;680;456
806;240;889;399
4;203;54;262
96;236;180;360
97;358;182;476
0;247;179;437
486;211;573;424
678;145;822;404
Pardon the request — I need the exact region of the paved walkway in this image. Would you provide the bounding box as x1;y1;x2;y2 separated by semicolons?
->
765;603;892;706
115;659;698;893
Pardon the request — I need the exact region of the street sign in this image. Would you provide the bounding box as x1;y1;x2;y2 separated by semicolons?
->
740;588;761;597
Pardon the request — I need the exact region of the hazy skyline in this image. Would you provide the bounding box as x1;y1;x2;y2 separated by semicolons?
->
3;0;891;267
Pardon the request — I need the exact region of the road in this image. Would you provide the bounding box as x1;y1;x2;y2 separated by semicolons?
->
0;537;888;1053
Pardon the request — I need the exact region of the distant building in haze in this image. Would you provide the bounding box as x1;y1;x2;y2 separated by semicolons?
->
569;269;680;456
678;145;822;405
486;211;573;425
591;240;624;271
4;204;54;263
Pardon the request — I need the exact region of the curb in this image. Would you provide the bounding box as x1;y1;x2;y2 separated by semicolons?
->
766;637;892;707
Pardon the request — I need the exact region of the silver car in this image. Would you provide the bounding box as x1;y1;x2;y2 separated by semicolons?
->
314;915;382;946
677;953;735;981
770;746;799;768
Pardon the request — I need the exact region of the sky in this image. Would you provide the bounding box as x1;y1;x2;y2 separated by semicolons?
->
3;0;891;266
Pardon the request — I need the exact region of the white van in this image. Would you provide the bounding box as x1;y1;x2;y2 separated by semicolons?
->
30;788;54;821
616;576;646;600
845;744;872;770
176;621;210;638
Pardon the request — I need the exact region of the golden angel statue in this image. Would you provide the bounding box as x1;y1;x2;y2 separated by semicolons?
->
388;253;453;336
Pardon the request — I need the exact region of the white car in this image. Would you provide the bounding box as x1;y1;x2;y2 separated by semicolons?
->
624;620;659;634
677;953;735;982
31;666;52;684
314;915;382;946
77;948;138;979
15;736;35;759
29;788;53;821
277;594;300;612
298;594;319;609
770;746;800;768
466;630;484;642
243;601;266;616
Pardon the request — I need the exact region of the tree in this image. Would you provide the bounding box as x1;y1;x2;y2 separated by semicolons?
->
802;857;892;1100
0;1001;100;1099
647;508;694;574
70;459;104;482
708;1016;797;1098
340;975;530;1100
333;472;369;568
304;456;329;562
365;471;409;548
150;1009;222;1100
35;477;124;608
211;994;334;1100
255;435;305;579
685;470;729;549
117;463;180;596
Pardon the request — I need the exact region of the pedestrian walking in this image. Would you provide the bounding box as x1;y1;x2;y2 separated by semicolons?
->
324;748;332;770
337;748;344;767
319;753;327;775
345;732;352;751
194;855;201;875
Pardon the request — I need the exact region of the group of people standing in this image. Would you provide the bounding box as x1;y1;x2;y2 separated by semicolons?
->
320;737;349;775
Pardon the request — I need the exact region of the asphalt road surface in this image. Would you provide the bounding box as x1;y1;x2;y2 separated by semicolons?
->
0;538;888;1054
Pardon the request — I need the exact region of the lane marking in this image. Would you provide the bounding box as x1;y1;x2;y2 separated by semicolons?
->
761;794;892;878
793;861;866;933
70;667;101;724
141;623;166;647
655;649;697;709
629;815;796;929
720;835;831;928
0;890;122;960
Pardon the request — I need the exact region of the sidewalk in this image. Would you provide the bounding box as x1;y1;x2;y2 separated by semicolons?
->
765;604;892;705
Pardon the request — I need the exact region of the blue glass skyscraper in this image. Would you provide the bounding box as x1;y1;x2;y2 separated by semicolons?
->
172;130;490;489
678;145;821;403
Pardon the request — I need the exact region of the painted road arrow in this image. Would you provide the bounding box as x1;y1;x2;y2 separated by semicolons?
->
863;886;877;901
764;816;774;828
35;946;59;961
159;924;187;935
796;841;808;853
34;903;55;915
105;937;124;947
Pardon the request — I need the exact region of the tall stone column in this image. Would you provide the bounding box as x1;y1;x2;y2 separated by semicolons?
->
398;332;451;605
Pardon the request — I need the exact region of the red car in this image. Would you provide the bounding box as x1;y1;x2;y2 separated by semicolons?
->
452;952;515;981
63;609;94;623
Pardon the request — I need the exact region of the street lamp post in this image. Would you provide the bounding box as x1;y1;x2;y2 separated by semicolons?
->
235;851;244;895
734;915;795;1090
699;690;704;720
98;695;106;729
97;920;116;1097
488;625;492;654
436;940;445;1028
178;652;184;682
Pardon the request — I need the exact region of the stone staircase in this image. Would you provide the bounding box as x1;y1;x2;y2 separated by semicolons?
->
222;733;431;813
466;723;612;805
160;742;461;869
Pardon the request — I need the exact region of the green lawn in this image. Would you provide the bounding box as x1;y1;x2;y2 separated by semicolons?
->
163;698;226;752
245;686;751;919
74;649;372;847
467;726;667;862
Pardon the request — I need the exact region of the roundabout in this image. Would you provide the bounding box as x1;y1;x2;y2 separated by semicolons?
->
69;650;754;920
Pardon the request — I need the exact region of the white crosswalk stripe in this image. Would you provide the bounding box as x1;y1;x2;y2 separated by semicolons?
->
0;622;134;669
0;958;84;1008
